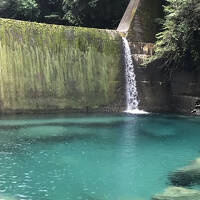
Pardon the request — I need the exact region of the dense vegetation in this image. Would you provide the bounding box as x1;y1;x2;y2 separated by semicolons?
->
147;0;200;72
0;0;129;28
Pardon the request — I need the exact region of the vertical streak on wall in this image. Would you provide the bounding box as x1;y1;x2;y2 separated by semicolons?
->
0;18;124;113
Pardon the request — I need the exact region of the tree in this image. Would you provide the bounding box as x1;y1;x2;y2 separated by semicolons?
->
15;0;40;20
62;0;98;26
36;0;65;24
62;0;129;28
0;0;129;28
0;0;11;13
147;0;200;72
0;0;40;21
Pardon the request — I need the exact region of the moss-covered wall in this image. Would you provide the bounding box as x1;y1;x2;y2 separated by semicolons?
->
0;18;124;113
127;0;164;43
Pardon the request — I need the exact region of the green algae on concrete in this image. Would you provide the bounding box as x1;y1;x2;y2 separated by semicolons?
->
127;0;164;43
0;18;124;113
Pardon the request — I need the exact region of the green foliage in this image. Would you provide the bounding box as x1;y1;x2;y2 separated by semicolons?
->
15;0;40;20
36;0;64;24
62;0;87;26
63;0;129;28
146;0;200;71
0;0;12;18
0;0;10;13
0;0;128;28
62;0;101;26
0;0;40;20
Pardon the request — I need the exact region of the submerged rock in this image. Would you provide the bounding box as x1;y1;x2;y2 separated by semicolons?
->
191;100;200;115
152;186;200;200
169;158;200;186
0;195;18;200
191;109;200;116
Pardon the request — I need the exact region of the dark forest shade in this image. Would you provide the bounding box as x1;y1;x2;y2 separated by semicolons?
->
0;0;129;29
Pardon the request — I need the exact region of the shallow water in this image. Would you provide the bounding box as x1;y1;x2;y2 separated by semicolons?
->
0;113;200;200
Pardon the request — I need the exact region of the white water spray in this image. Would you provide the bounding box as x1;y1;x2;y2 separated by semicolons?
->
122;37;147;114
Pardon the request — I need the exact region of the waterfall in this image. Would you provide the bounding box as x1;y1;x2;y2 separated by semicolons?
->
122;37;147;114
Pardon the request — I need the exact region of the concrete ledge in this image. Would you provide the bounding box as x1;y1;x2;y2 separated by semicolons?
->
117;0;140;32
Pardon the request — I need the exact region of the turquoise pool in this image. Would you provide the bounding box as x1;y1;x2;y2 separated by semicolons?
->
0;113;200;200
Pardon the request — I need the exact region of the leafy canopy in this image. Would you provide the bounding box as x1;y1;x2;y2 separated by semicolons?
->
62;0;129;28
0;0;129;28
147;0;200;71
0;0;40;20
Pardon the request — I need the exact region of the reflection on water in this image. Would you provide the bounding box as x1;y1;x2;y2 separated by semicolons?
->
0;114;199;200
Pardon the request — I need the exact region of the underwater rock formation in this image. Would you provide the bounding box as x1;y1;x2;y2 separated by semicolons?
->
152;186;200;200
169;158;200;186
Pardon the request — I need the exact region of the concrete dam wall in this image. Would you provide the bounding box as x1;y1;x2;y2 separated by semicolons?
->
0;0;198;115
0;18;125;113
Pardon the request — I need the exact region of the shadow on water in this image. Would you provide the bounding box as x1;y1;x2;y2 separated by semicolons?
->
136;114;200;139
0;121;124;131
22;132;97;144
138;130;178;141
0;132;99;153
0;119;125;153
0;113;200;154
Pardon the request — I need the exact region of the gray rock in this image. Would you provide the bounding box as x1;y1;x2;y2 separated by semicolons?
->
191;109;200;115
152;186;200;200
169;158;200;186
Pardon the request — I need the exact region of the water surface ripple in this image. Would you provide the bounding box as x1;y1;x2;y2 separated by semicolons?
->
0;114;199;200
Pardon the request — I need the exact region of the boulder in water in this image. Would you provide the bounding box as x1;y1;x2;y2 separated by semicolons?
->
0;194;18;200
169;158;200;186
152;186;200;200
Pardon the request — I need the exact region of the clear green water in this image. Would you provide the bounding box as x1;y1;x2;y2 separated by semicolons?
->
0;113;200;200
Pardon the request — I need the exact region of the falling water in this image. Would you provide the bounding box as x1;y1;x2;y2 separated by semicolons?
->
122;37;147;114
